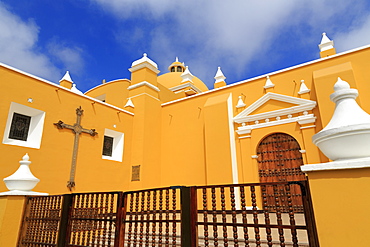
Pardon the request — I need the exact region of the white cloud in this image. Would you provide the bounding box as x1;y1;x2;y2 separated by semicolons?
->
92;0;175;19
92;0;370;87
335;15;370;52
0;3;60;81
47;40;84;74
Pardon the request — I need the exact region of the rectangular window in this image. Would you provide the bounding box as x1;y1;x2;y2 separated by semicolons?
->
3;102;45;149
9;113;31;141
102;135;114;156
102;129;124;162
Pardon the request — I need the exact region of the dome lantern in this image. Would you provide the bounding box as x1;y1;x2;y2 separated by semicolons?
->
168;57;186;73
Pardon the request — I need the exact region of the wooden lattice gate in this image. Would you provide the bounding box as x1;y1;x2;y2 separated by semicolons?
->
257;133;307;212
17;192;123;247
17;183;319;246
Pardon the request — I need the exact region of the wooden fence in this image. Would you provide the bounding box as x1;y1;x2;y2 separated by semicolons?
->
17;181;319;246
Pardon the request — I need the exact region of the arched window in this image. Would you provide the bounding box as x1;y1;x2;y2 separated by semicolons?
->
171;67;175;72
177;67;183;72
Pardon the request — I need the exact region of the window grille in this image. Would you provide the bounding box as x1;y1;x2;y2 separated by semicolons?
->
9;113;31;141
102;135;114;156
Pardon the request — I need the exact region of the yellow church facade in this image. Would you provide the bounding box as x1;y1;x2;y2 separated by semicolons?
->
1;33;370;196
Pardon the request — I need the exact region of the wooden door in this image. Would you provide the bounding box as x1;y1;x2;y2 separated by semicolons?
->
257;133;306;212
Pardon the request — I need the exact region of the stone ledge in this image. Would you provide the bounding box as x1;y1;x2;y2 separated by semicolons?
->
0;190;48;196
301;157;370;172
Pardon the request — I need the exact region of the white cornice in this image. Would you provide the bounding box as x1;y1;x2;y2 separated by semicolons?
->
129;92;160;101
127;81;160;92
170;82;202;93
236;114;316;135
128;62;160;74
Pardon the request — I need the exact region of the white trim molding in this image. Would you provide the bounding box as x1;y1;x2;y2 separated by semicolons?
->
301;157;370;172
227;93;240;209
128;62;160;74
2;102;46;149
170;82;202;94
127;81;160;92
234;93;316;135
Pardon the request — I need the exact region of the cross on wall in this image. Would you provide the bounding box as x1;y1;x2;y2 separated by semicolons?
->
54;106;97;191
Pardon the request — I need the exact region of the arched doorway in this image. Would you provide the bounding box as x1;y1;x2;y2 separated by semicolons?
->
256;133;306;212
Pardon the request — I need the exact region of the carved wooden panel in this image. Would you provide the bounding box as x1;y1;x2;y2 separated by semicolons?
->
132;165;140;181
257;133;306;212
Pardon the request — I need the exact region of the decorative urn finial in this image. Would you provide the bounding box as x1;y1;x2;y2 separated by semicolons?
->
312;77;370;160
3;154;40;191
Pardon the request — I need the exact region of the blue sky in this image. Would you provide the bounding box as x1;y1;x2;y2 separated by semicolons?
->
1;1;370;93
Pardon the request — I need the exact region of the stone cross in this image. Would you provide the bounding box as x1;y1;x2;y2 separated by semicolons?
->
54;106;97;191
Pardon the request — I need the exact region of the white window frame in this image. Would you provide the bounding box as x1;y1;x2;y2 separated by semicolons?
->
3;102;45;149
102;129;124;162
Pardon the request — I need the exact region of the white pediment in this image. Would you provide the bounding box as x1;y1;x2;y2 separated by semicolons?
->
233;93;317;135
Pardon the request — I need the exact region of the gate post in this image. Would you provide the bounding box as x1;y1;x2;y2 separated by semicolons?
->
115;192;126;247
57;194;73;247
180;186;197;247
290;181;320;247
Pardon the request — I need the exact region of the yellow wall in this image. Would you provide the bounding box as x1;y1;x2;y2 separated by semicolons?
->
307;168;370;246
0;66;134;194
157;46;370;188
0;196;25;247
1;39;370;247
1;44;370;196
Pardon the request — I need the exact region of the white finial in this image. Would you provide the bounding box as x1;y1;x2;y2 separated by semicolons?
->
124;98;135;108
175;57;179;62
312;77;370;161
298;80;310;94
131;53;158;70
319;32;334;52
214;67;226;83
264;75;275;89
1;154;48;195
236;96;246;108
22;153;29;161
181;66;194;83
71;83;83;95
320;32;331;44
59;71;73;83
333;77;350;91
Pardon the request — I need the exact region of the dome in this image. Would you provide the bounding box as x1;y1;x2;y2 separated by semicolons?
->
158;58;209;92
